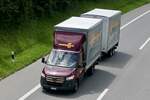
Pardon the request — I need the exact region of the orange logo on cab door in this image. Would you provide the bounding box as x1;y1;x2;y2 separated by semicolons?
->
59;43;74;48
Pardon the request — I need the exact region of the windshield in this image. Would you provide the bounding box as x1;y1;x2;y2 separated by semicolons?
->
47;49;79;68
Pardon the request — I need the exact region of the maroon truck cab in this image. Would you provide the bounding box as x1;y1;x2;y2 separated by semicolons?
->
40;31;85;92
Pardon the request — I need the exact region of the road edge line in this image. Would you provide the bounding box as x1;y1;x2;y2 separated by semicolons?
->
18;84;41;100
97;89;109;100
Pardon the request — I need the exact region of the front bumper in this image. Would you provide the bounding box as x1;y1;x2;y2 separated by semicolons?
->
40;76;75;91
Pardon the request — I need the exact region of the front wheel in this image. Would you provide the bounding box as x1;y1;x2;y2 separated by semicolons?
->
72;80;79;92
42;86;50;92
87;66;95;76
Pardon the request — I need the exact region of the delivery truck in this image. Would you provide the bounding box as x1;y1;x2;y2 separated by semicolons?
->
40;9;121;92
81;8;121;56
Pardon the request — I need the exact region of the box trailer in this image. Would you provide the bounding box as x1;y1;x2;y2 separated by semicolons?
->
40;17;103;92
81;8;121;56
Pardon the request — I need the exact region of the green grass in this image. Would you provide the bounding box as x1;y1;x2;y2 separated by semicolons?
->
0;0;150;79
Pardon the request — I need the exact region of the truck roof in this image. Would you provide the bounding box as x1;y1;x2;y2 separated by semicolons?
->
81;8;121;17
55;17;102;30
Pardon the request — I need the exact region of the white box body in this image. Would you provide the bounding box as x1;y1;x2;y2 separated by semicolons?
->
81;8;121;53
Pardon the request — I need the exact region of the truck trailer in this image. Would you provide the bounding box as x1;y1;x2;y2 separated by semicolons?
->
40;9;121;92
81;8;121;56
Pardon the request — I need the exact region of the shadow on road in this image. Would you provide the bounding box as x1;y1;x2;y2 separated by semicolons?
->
42;69;115;99
99;51;132;69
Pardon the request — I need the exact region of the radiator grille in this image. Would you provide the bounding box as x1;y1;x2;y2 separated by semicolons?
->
46;75;64;83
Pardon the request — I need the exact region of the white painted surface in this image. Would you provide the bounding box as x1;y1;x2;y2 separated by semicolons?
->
55;17;102;30
97;89;109;100
139;37;150;50
81;8;121;17
18;84;41;100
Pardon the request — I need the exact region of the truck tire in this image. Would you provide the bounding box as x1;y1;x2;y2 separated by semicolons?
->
108;48;115;57
87;66;95;76
72;80;79;92
40;78;49;92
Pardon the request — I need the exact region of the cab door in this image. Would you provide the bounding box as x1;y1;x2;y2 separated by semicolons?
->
76;49;85;81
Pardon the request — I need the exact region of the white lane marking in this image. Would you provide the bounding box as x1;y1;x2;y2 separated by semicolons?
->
97;89;109;100
18;10;150;100
139;37;150;50
121;10;150;30
18;84;41;100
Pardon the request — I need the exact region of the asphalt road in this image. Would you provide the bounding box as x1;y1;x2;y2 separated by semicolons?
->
0;4;150;100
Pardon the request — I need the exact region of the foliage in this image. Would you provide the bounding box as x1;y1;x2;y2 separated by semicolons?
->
0;0;80;27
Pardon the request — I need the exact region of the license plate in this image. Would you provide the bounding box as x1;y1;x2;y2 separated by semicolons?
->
50;87;57;90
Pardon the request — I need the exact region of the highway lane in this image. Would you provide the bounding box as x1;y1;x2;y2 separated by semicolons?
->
102;12;150;100
103;38;150;100
0;4;150;100
24;4;150;100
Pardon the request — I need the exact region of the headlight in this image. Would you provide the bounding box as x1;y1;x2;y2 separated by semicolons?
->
41;73;46;77
41;68;46;77
66;75;75;80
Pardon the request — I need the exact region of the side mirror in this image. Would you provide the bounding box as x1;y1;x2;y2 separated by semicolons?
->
41;57;45;63
78;64;84;68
